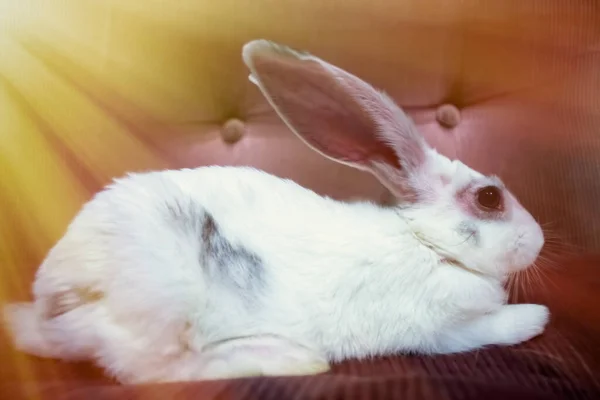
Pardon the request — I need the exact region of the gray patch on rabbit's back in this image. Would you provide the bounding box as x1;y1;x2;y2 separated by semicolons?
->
457;221;479;246
200;213;265;293
165;197;204;233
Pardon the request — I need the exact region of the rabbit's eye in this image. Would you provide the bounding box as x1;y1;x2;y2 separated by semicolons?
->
476;186;502;210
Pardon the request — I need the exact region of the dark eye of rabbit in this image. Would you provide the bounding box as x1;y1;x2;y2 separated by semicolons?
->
476;185;502;210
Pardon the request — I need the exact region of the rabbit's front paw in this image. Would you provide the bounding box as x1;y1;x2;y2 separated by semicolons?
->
501;304;550;344
437;304;550;354
475;303;550;347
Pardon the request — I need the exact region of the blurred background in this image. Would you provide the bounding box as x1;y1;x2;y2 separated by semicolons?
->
1;0;599;397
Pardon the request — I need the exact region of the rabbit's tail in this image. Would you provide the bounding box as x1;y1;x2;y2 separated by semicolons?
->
3;302;62;359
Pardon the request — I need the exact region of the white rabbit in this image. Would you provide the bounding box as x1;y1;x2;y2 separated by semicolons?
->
3;40;549;384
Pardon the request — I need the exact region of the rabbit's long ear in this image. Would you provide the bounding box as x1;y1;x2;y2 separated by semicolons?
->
242;40;431;200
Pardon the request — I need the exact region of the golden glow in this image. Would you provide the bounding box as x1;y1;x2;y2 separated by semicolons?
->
0;2;180;384
1;1;267;387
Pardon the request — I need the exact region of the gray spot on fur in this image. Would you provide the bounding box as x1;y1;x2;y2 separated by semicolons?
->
201;213;265;293
164;198;264;295
166;198;204;233
458;221;479;246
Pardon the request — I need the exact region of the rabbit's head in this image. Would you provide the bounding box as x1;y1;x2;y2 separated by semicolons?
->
242;40;544;279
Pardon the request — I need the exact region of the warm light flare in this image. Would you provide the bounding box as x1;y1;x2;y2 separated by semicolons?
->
1;2;182;388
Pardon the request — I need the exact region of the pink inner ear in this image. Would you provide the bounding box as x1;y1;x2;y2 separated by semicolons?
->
251;53;401;169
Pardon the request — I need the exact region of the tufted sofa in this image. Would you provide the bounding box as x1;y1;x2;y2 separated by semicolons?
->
1;1;599;399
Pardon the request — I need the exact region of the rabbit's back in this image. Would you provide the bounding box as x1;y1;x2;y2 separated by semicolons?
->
29;166;339;352
32;165;472;369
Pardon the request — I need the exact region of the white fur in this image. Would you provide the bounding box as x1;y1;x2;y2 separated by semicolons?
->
3;40;549;384
3;166;548;383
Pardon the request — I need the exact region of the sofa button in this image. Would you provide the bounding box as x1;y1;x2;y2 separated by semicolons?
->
221;118;245;143
436;104;461;128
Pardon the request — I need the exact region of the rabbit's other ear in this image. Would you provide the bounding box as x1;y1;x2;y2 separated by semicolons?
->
243;40;431;200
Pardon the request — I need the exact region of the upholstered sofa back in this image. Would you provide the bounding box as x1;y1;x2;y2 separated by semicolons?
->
2;0;599;293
